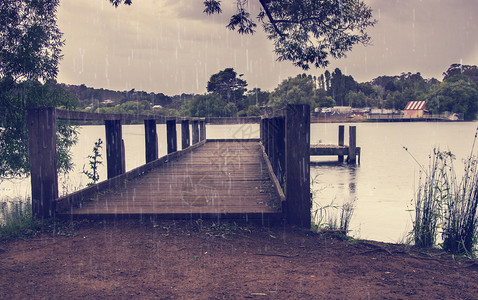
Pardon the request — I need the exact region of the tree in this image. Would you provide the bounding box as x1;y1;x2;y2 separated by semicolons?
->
207;68;247;104
189;94;227;117
0;0;63;82
110;0;376;70
0;0;79;178
268;74;318;109
426;76;478;120
328;68;358;106
443;64;478;86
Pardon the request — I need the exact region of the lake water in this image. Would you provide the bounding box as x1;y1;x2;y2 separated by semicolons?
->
2;121;477;243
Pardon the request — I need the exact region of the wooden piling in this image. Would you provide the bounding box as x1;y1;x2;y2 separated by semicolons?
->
347;126;357;164
199;120;206;141
166;119;177;154
285;104;311;227
338;125;344;162
105;120;125;179
28;108;58;218
181;120;190;149
144;119;158;163
192;120;199;144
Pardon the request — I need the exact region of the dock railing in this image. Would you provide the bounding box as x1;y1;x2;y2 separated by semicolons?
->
260;104;311;227
27;108;205;218
28;105;313;228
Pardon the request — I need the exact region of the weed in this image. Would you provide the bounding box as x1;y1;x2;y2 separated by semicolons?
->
82;138;103;186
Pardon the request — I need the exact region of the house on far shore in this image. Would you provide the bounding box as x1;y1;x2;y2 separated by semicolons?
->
403;101;426;118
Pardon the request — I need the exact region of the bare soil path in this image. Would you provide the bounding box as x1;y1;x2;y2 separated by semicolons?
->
1;220;477;299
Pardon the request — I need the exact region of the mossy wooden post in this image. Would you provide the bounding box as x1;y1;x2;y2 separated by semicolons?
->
338;125;344;162
181;120;190;149
166;119;177;154
105;120;125;179
285;104;311;227
28;107;58;218
192;120;199;144
347;126;357;164
144;119;158;163
199;120;206;141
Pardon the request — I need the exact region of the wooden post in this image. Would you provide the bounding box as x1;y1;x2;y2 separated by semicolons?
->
181;120;190;149
347;126;357;164
144;119;158;163
285;104;311;227
199;120;206;141
192;120;199;144
166;119;177;154
28;108;58;218
274;117;286;187
338;125;344;162
105;120;124;179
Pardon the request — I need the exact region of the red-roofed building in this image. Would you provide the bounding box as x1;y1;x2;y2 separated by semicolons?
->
403;101;426;118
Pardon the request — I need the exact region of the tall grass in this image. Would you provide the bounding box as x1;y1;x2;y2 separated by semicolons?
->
408;128;478;256
0;198;39;240
411;149;449;248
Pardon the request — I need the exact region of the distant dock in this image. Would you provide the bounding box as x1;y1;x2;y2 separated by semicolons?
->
310;125;360;164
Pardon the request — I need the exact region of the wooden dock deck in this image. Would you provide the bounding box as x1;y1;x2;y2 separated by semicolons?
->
64;141;282;220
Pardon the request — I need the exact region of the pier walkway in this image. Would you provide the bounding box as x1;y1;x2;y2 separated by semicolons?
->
65;140;282;220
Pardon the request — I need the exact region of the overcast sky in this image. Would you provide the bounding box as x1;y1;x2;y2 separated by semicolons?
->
56;0;478;95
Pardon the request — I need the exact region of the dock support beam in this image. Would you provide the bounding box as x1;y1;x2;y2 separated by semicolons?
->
199;120;206;141
285;104;311;227
144;119;158;163
28;108;58;218
105;120;125;179
338;125;344;162
347;126;357;164
192;120;199;144
181;120;190;149
166;119;177;154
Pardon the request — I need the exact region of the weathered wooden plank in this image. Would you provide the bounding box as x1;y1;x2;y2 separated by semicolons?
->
338;125;345;162
62;141;282;217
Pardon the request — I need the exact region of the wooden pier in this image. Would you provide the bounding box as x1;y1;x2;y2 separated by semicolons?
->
28;105;311;227
310;125;360;164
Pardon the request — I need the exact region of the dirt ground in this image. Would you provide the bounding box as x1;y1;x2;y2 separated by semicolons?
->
1;219;478;299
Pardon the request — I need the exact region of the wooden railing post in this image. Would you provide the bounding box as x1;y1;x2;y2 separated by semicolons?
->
347;126;357;164
28;107;58;218
338;125;344;162
166;119;177;154
105;120;125;179
285;104;311;227
144;119;158;163
192;120;199;144
199;120;206;141
181;120;190;149
274;117;285;186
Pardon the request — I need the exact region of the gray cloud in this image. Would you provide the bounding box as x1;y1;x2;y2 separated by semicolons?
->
57;0;478;95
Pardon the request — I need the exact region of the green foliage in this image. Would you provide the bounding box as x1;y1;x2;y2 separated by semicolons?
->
223;102;238;117
246;105;261;116
426;76;478;120
268;74;318;109
189;94;227;117
82;139;103;186
0;0;64;82
443;64;478;86
346;91;371;108
245;88;270;107
207;68;247;103
0;80;79;178
95;100;152;115
328;68;358;106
